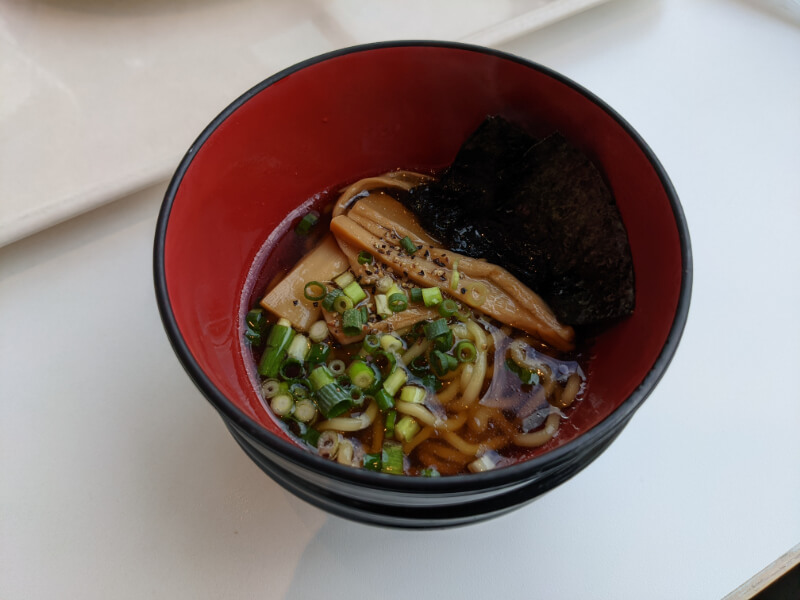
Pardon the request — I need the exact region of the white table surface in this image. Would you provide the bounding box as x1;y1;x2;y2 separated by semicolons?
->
2;0;799;598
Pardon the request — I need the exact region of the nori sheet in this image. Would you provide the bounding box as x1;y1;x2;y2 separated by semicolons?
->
403;115;635;326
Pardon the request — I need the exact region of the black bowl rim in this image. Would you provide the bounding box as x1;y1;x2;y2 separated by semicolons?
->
153;40;693;495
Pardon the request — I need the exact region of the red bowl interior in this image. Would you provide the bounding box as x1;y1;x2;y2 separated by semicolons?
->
161;44;685;461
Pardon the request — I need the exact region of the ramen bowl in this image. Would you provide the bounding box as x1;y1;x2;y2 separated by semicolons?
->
154;41;691;528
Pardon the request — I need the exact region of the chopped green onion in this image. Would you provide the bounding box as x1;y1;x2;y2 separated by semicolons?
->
270;394;295;417
430;350;453;377
363;452;381;471
375;276;393;294
308;320;329;343
450;260;460;290
424;318;450;340
258;319;295;378
307;342;330;365
314;383;353;419
421;287;443;307
388;293;408;313
261;379;281;398
454;340;477;363
420;373;444;391
245;308;267;345
341;308;365;337
374;294;391;319
400;236;418;255
373;350;397;377
382;368;408;397
395;416;420;442
437;299;458;318
362;334;381;354
289;381;311;401
333;295;354;313
357;251;373;265
321;289;343;312
468;454;497;473
408;355;430;377
279;358;306;380
348;387;365;406
301;426;321;448
342;281;367;304
287;333;310;361
308;365;335;391
303;281;327;301
333;270;355;289
380;335;403;353
295;211;319;235
433;329;454;352
328;359;346;376
505;358;539;386
347;360;376;389
294;399;317;423
374;388;395;411
446;354;458;371
419;467;440;477
409;288;423;303
384;410;397;437
381;442;404;475
400;385;426;404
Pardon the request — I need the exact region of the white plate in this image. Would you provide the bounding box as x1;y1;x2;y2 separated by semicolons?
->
0;0;611;247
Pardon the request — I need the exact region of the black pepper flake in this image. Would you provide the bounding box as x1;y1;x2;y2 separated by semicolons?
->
460;288;466;294
424;250;430;259
439;275;446;281
403;270;408;277
433;258;445;267
292;300;299;306
418;270;425;276
313;302;319;307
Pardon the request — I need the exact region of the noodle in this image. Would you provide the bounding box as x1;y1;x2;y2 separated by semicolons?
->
553;373;582;409
435;379;461;404
316;401;378;432
513;409;561;447
401;339;429;364
402;425;433;454
395;401;437;427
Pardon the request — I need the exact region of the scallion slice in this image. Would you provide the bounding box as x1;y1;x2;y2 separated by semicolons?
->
347;360;376;389
303;281;327;301
362;334;381;354
382;368;408;397
384;410;397;437
295;211;319;235
357;251;373;265
314;383;353;419
400;236;417;255
363;452;381;471
437;299;458;318
394;416;420;442
321;289;343;312
454;340;477;363
388;293;408;313
333;295;354;313
306;342;330;365
430;350;452;377
381;442;404;475
374;389;395;411
433;329;454;352
245;308;267;345
421;286;443;307
424;318;449;340
341;308;365;337
342;281;367;304
409;288;423;303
